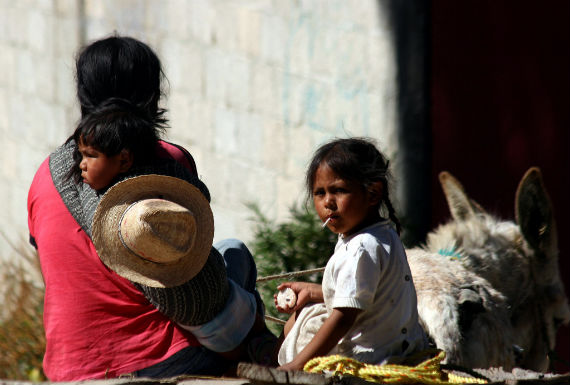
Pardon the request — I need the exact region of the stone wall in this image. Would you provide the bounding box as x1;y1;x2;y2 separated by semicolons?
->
0;0;399;261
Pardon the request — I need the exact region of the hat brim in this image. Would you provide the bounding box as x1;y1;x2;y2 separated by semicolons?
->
92;174;214;288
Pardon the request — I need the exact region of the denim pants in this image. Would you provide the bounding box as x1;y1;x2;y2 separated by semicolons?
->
134;238;260;377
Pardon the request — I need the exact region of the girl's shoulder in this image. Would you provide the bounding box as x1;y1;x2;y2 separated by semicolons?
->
341;221;402;258
346;220;395;243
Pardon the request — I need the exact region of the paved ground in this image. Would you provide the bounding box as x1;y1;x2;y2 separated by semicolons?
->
1;363;568;385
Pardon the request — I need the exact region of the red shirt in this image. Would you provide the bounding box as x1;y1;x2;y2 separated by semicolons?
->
27;141;200;381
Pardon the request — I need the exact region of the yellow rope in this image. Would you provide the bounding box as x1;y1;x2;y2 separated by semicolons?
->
303;350;487;384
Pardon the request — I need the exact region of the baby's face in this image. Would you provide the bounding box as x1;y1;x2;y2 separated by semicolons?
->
78;139;128;190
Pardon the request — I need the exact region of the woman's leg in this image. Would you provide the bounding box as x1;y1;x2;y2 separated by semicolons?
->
214;238;263;313
137;239;275;376
214;238;278;365
214;238;256;289
134;346;230;377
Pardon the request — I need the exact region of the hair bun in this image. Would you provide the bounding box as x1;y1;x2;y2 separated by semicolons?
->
88;97;156;126
95;97;143;114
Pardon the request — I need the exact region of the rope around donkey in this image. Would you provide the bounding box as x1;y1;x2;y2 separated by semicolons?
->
304;350;488;384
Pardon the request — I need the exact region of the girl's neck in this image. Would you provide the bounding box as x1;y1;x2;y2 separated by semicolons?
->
343;210;382;238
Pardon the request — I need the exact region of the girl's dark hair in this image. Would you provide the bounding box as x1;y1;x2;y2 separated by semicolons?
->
67;98;162;183
305;137;402;234
75;35;167;123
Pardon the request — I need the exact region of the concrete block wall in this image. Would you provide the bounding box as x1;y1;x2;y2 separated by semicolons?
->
0;0;398;261
0;0;82;260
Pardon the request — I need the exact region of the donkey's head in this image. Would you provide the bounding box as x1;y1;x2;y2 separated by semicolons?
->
435;167;569;371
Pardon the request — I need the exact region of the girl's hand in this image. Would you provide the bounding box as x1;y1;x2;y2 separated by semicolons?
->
278;359;305;372
277;307;361;372
274;282;323;314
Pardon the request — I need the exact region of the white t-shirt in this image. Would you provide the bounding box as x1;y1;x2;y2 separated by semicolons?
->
323;220;427;363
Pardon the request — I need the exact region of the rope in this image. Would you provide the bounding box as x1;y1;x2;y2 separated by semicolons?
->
265;314;286;325
256;267;325;283
303;350;487;384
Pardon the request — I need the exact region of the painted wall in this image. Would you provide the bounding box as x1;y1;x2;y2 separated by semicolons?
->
0;0;400;260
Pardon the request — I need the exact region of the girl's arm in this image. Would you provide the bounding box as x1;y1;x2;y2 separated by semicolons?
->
278;307;361;371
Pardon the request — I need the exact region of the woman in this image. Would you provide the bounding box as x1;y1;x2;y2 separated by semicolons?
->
27;35;274;381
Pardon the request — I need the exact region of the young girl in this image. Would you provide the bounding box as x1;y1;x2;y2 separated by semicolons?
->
275;137;427;371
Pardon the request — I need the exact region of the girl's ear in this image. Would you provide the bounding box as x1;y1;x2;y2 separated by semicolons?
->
367;181;383;206
119;149;134;173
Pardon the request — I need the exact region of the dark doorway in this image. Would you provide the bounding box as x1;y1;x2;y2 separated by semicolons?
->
431;0;569;372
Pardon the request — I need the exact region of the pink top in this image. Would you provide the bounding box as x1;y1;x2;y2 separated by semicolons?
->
27;141;200;381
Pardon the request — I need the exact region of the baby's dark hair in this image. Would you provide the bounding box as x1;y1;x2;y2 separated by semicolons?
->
66;98;164;184
306;137;401;234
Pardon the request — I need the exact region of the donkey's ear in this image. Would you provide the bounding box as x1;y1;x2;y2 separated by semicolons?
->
439;171;485;221
516;167;557;256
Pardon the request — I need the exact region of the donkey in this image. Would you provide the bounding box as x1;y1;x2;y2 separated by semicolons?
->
407;167;569;371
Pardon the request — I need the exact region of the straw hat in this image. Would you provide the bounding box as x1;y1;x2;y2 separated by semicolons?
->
92;174;214;288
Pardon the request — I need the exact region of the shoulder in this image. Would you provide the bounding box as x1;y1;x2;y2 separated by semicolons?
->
28;156;59;207
156;141;198;176
28;157;51;227
345;222;401;259
334;234;381;268
30;157;51;187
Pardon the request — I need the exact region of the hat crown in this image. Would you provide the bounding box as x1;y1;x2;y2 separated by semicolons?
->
93;174;214;287
119;199;196;264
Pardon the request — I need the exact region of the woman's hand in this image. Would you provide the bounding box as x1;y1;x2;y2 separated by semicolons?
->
274;281;323;314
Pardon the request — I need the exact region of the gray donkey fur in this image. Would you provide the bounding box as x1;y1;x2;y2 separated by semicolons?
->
407;167;569;371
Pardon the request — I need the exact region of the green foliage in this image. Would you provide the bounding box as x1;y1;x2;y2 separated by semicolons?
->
248;203;336;334
0;240;46;381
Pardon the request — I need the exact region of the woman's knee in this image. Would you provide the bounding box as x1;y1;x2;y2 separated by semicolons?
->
214;238;257;289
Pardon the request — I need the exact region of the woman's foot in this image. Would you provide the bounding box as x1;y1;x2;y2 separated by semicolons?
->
247;328;279;366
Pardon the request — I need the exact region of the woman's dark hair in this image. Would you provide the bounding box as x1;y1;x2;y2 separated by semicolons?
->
66;98;161;183
66;35;168;183
75;35;167;123
305;137;401;234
